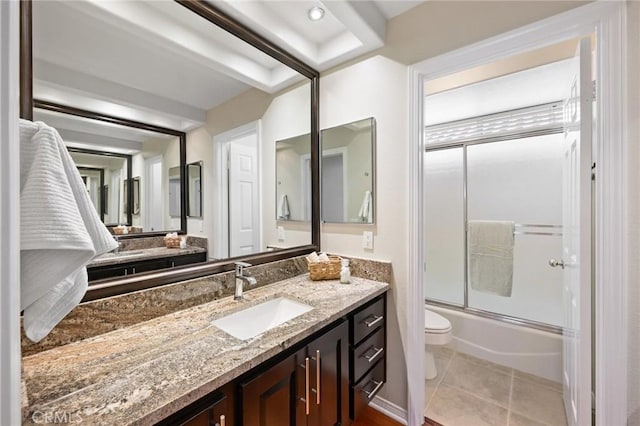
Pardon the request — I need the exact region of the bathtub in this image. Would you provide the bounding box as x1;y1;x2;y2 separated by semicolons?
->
427;304;563;382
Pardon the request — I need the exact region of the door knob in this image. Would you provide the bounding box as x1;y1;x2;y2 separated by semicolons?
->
548;259;565;269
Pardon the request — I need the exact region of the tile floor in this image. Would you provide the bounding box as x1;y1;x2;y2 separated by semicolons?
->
424;347;567;426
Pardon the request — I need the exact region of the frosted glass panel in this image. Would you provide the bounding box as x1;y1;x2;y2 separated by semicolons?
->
466;135;564;326
424;148;464;305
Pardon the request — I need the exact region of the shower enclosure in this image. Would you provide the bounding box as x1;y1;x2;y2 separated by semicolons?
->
424;102;565;332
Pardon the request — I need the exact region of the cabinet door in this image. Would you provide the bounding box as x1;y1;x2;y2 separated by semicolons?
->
87;264;127;281
307;320;349;426
157;383;233;426
130;258;170;274
170;252;208;268
241;349;307;426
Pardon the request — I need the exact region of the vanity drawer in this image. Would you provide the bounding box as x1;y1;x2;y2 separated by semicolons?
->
351;359;385;420
352;327;385;383
351;296;385;346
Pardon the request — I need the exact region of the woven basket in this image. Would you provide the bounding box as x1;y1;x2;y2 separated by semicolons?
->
113;227;128;235
164;235;182;248
307;256;342;280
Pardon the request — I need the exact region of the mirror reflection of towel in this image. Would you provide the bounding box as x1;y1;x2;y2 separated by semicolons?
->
278;194;290;220
468;220;514;297
20;120;118;342
357;190;373;223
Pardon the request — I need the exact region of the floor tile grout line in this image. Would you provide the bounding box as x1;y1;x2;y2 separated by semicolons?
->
424;349;456;414
437;380;512;411
438;351;513;410
426;349;566;426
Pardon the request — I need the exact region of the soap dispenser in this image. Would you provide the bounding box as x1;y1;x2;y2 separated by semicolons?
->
340;258;351;284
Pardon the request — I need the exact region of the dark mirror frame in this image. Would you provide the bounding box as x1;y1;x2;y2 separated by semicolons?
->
19;0;320;301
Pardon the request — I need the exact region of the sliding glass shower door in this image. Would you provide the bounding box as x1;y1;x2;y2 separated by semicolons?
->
424;134;565;329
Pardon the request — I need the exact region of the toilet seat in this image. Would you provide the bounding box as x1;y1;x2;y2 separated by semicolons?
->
425;309;451;333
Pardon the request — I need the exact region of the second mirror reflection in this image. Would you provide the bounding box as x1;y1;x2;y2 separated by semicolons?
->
322;117;375;224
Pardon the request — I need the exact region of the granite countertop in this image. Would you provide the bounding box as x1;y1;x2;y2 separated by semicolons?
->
22;275;388;425
88;246;207;268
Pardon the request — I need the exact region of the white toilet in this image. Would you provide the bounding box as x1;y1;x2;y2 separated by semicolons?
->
424;309;453;380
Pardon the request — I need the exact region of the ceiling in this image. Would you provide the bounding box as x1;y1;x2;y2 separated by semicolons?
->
32;0;424;148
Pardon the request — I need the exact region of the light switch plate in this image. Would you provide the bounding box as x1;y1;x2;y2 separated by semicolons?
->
277;226;285;241
362;231;373;250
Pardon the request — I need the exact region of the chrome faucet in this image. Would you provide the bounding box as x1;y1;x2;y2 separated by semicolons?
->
113;235;121;254
234;261;257;300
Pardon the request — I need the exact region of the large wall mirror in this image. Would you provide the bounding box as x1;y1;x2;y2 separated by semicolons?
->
321;118;376;224
20;0;320;298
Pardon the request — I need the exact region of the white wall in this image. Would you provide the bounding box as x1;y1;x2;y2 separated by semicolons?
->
186;126;211;248
261;83;312;248
162;136;181;230
319;55;409;408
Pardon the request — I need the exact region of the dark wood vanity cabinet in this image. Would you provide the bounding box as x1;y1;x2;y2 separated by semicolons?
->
241;320;349;426
349;295;387;421
157;383;234;426
240;348;306;426
156;292;387;426
87;252;207;281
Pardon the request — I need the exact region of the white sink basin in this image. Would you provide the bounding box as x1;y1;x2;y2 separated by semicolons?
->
212;297;313;340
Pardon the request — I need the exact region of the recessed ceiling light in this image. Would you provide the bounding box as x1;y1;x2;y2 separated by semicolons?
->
308;6;325;21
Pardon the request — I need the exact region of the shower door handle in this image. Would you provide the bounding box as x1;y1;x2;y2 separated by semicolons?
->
548;258;565;269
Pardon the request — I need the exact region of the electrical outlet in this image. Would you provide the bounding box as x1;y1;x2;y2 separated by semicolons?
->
362;231;373;250
277;226;285;241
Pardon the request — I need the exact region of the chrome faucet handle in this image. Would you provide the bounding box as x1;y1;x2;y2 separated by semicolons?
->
235;261;252;275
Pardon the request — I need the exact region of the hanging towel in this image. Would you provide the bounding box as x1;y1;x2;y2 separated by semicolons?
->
357;190;373;223
277;194;290;220
20;120;118;342
468;220;515;297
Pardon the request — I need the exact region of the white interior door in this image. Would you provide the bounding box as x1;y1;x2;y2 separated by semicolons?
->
229;141;259;257
145;156;163;231
560;37;592;426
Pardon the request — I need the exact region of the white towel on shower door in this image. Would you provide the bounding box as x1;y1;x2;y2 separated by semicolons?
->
468;220;515;297
20;120;118;342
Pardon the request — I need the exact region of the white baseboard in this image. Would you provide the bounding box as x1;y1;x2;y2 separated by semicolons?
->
369;396;408;425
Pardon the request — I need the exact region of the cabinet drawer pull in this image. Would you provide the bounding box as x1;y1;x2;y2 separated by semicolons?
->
216;414;225;426
362;346;384;364
364;379;384;400
362;315;383;328
305;357;310;415
132;267;136;274
171;261;175;268
316;350;321;405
